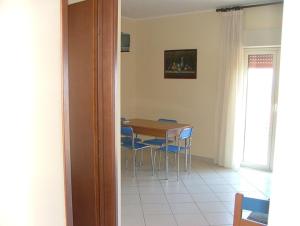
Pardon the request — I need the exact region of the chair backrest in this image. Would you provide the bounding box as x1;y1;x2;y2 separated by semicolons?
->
242;196;270;214
233;193;269;226
158;118;178;123
179;127;193;140
121;126;133;137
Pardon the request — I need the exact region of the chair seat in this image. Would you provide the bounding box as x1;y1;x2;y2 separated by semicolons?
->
143;138;173;146
159;145;187;153
121;137;142;144
247;212;268;225
122;142;150;150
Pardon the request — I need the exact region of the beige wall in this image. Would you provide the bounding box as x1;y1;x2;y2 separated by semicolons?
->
0;1;66;226
121;18;138;118
135;12;221;159
121;4;283;159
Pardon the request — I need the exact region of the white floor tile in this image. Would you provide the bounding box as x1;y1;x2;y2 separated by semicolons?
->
139;185;163;194
231;182;258;192
166;194;194;203
138;180;161;186
203;212;233;225
122;186;139;194
203;178;228;185
186;185;212;194
142;203;172;215
144;214;177;226
170;202;200;214
174;214;209;226
122;194;141;205
192;193;219;202
208;185;236;193
122;203;143;216
162;183;189;194
122;178;138;187
222;201;235;214
199;172;223;179
215;192;236;202
140;194;168;204
196;202;228;213
122;214;145;226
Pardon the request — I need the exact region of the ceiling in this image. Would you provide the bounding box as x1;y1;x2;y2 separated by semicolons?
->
122;0;280;19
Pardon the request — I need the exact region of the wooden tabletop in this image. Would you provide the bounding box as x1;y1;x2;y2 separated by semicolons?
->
125;118;191;138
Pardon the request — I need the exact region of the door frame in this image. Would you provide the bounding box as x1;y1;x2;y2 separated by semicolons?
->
61;0;118;225
241;47;280;171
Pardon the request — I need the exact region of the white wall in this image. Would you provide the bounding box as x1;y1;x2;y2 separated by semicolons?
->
0;1;66;226
121;4;283;159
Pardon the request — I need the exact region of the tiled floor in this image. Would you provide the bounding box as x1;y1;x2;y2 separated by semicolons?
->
121;151;272;226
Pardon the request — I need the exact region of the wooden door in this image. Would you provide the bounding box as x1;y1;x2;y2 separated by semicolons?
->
64;0;117;225
68;1;99;226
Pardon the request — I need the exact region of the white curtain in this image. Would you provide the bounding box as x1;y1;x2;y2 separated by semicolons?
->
215;10;245;169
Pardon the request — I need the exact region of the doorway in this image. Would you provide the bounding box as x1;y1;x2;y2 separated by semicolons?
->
242;48;280;170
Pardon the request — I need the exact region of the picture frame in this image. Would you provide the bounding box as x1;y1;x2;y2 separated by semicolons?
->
164;49;197;79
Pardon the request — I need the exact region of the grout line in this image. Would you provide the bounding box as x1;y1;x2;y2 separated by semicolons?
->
195;170;230;225
159;174;179;226
180;174;212;226
135;169;148;226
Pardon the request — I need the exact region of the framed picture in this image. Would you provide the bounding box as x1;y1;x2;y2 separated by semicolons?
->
164;49;197;79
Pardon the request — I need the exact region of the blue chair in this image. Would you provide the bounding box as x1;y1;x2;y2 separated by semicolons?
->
233;193;269;226
143;119;178;170
121;126;154;176
121;136;142;144
159;127;193;180
121;117;142;144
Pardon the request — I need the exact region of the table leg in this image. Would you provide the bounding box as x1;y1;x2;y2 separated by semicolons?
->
165;132;168;180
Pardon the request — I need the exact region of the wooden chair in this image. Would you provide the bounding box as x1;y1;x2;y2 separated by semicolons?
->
233;193;270;226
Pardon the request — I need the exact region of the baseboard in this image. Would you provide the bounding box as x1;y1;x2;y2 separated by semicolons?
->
177;153;214;164
190;154;215;164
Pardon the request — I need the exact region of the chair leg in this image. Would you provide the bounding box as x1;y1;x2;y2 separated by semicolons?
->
158;150;161;171
125;150;128;169
185;149;188;171
189;147;192;173
153;150;157;171
133;150;137;177
150;147;154;176
177;151;180;181
140;149;144;167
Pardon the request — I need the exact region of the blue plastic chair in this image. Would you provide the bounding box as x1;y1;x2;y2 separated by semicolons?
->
121;126;154;176
121;136;142;144
143;119;178;170
121;117;142;143
159;127;193;180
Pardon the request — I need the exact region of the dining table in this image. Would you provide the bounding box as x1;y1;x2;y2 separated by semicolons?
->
125;118;191;180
